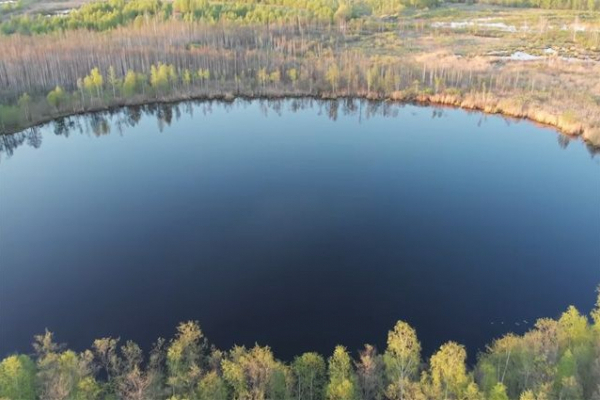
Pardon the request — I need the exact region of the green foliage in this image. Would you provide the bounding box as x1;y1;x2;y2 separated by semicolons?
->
401;0;441;8
557;349;577;381
326;346;358;400
293;352;327;400
464;382;484;400
325;63;340;93
83;67;104;97
558;305;591;349
558;375;584;400
173;0;209;15
197;371;228;400
182;69;192;86
74;375;102;400
222;345;279;400
0;297;599;400
383;321;421;400
0;0;166;35
519;390;536;400
334;3;352;22
33;330;100;400
367;65;380;93
384;321;421;383
478;0;599;10
269;70;280;84
221;348;249;400
489;383;509;400
0;0;445;36
268;365;292;400
151;63;177;95
47;86;67;109
107;66;121;97
0;104;21;129
167;321;204;397
122;70;140;97
429;342;469;399
257;67;269;87
0;355;36;400
476;360;497;394
15;92;32;122
198;68;210;83
0;0;23;15
287;68;298;85
593;286;600;330
17;92;30;111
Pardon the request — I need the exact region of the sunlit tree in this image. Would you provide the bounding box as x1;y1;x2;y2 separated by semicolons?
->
429;342;469;399
384;321;421;400
0;355;36;400
293;352;326;400
166;321;204;398
197;371;228;400
326;346;358;400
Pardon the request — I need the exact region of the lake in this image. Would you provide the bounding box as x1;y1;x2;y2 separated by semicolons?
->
1;99;599;361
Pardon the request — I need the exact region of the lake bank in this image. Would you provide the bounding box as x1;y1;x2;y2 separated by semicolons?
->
2;89;599;152
2;12;600;151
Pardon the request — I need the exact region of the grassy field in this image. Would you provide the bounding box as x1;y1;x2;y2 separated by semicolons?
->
350;5;600;146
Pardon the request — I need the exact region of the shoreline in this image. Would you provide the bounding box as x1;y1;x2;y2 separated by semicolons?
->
2;90;599;152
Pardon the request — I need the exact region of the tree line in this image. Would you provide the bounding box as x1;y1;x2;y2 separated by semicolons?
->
2;98;593;161
0;290;599;400
2;19;599;148
1;16;599;146
476;0;598;11
0;0;596;37
0;0;440;36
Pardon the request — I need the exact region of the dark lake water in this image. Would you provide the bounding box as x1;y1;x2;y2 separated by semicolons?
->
1;99;599;362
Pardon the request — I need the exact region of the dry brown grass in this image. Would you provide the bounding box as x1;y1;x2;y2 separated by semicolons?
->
2;8;600;149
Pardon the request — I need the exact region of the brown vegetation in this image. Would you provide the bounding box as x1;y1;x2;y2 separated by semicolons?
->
0;16;599;148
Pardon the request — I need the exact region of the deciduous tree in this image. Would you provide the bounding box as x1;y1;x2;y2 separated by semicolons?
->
326;346;357;400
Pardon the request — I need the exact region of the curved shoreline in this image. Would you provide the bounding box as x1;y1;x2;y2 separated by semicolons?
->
2;91;599;152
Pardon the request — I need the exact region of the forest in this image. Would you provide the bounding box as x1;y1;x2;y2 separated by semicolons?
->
0;0;597;37
1;11;600;148
0;290;599;400
0;0;600;149
0;0;441;36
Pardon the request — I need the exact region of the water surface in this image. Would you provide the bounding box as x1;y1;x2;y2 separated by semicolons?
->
1;99;599;360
